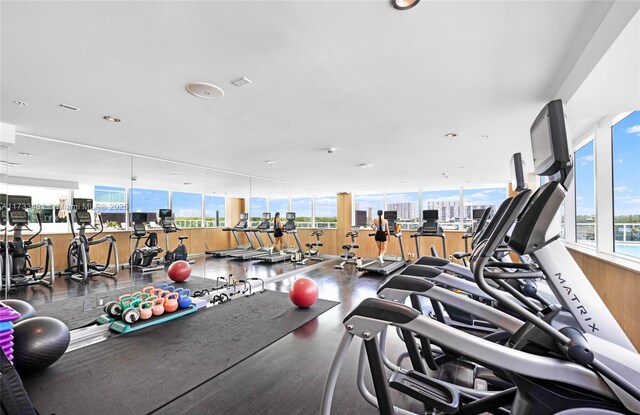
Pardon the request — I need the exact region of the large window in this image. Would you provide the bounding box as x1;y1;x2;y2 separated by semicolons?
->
270;198;289;216
95;185;127;227
172;191;202;228
354;193;384;226
315;195;337;229
129;188;169;223
386;192;419;230
204;195;225;227
462;187;505;230
575;140;596;246
291;197;312;228
422;189;461;230
249;197;267;226
612;111;640;258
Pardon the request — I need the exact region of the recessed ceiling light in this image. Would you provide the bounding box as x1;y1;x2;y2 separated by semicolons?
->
60;103;80;111
184;182;192;186
458;166;465;169
231;77;252;87
18;152;32;157
12;100;28;108
401;181;409;185
170;173;179;177
444;133;457;138
327;147;337;154
359;163;373;168
482;135;489;139
392;0;420;10
103;115;121;123
266;160;276;166
186;82;224;99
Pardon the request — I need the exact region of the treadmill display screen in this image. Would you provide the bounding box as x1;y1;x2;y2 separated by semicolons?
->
355;210;367;227
239;213;249;220
286;212;296;220
262;212;271;220
384;211;397;230
422;210;439;221
158;209;172;218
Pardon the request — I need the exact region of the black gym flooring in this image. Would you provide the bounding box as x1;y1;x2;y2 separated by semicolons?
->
8;256;474;414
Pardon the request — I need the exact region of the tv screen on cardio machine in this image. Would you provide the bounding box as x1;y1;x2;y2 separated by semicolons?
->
240;213;249;220
158;209;172;219
384;211;397;230
286;212;296;220
5;195;32;210
131;212;148;223
73;198;93;211
510;152;527;192
472;209;486;220
530;99;570;177
355;210;367;228
422;210;439;221
262;212;271;220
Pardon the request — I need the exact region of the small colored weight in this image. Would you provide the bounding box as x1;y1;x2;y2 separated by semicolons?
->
152;298;165;316
164;293;179;313
178;289;191;309
139;301;153;320
133;292;149;301
156;284;169;291
121;299;142;324
141;286;155;296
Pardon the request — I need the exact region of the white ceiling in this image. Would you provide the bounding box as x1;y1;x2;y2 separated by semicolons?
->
1;1;637;194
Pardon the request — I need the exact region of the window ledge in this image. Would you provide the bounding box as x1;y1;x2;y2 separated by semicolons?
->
564;241;640;274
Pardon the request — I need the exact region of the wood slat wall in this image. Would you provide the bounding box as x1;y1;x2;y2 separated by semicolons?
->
567;247;640;349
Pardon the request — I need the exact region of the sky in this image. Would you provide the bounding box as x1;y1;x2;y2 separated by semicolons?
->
575;141;595;217
204;195;224;217
612;111;640;217
129;188;169;213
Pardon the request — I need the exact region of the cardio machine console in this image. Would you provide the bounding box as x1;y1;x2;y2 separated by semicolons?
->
8;210;29;226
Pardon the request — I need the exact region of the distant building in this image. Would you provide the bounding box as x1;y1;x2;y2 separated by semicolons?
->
387;202;416;220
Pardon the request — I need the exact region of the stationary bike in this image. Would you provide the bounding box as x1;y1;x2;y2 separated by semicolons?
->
297;229;325;265
63;198;119;283
128;212;163;272
158;209;192;264
335;227;362;269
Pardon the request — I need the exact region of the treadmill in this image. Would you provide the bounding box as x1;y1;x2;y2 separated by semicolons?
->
227;213;274;260
259;212;303;263
205;213;254;257
357;211;408;275
410;209;447;258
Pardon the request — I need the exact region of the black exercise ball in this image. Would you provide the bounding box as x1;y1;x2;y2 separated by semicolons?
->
0;299;37;323
13;316;70;375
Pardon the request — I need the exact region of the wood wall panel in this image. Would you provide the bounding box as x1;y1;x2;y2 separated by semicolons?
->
567;247;640;349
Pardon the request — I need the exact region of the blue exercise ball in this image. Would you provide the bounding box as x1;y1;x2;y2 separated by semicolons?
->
13;316;70;375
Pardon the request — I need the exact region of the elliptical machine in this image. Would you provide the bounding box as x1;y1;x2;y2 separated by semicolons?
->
128;212;163;272
158;209;193;264
0;195;55;291
63;198;119;283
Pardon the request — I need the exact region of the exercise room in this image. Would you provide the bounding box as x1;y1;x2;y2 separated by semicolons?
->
1;1;639;414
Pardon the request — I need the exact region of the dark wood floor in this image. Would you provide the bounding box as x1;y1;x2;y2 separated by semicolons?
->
6;256;437;414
